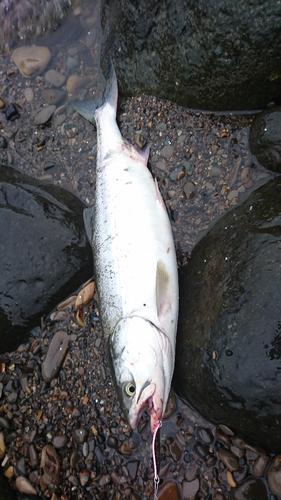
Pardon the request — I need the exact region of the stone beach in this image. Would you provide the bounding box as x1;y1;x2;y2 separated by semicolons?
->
0;0;280;498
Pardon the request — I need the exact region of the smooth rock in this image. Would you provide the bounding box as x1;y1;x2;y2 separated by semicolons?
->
218;450;239;471
240;167;251;184
183;181;196;199
158;480;180;500
40;444;60;491
45;69;66;87
72;428;89;444
34;105;56;125
42;331;69;382
15;476;37;495
29;444;39;467
196;426;213;444
24;88;34;102
268;456;281;497
0;432;5;458
161;145;174;158
250;106;281;173
79;469;90;487
184;464;201;481
254;455;269;477
66;74;92;94
168;438;182;462
229;476;268;500
11;46;51;78
52;434;68;449
182;478;199;499
0;164;92;353
42;89;65;105
174;177;281;452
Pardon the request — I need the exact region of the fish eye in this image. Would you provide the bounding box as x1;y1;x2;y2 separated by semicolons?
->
124;382;136;397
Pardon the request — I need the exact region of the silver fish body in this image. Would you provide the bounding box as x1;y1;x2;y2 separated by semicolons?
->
72;64;179;433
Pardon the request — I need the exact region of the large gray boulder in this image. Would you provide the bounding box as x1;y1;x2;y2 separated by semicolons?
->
174;176;281;453
0;164;92;353
101;0;281;111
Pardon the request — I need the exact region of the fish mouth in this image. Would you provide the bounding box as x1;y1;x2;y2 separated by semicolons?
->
129;383;163;433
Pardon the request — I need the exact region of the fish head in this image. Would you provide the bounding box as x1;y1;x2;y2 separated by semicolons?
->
109;316;173;433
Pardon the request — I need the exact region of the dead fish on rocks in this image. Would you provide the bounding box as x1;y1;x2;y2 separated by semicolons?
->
71;62;178;434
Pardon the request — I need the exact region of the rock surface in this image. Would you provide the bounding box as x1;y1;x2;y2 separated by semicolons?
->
250;106;281;173
0;164;92;353
101;0;281;110
174;176;281;452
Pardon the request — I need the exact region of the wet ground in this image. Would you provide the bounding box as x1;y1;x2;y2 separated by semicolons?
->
0;0;278;498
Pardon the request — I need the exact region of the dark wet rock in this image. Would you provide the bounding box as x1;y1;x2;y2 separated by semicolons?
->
182;478;199;499
42;330;69;382
101;0;281;110
119;440;137;456
0;164;92;353
174;177;281;452
250;106;281;173
233;465;249;484
218;450;239;471
72;428;89;444
168;438;182;462
267;456;281;497
40;444;60;491
229;476;268;500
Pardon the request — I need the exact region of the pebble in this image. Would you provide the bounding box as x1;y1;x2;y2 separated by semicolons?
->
230;476;268;500
196;426;213;444
119;440;137;455
168;438;182;462
75;281;95;309
210;166;224;176
218;449;239;471
72;427;89;444
0;97;6;109
0;432;5;458
42;89;65;105
45;69;66;87
0;416;10;429
34;105;56;125
183;181;197;199
40;444;60;491
254;455;269;476
182;478;200;499
267;456;281;497
68;474;79;486
66;74;92;94
52;434;68;448
50;310;69;322
161;145;174;158
42;330;69;382
158;480;180;500
184;464;201;481
29;443;39;467
241;167;251;184
226;470;236;487
15;476;37;495
79;469;90;486
163;390;177;418
11;46;51;78
227;189;239;201
24;87;34;102
15;456;27;476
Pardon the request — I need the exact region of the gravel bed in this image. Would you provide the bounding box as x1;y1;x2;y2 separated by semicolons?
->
0;0;277;498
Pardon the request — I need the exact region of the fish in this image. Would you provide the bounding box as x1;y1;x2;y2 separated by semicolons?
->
71;62;179;434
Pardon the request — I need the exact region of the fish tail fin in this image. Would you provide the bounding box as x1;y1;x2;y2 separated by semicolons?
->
70;58;118;125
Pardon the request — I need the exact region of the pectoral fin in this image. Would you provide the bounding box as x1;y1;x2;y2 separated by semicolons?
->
156;260;172;319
